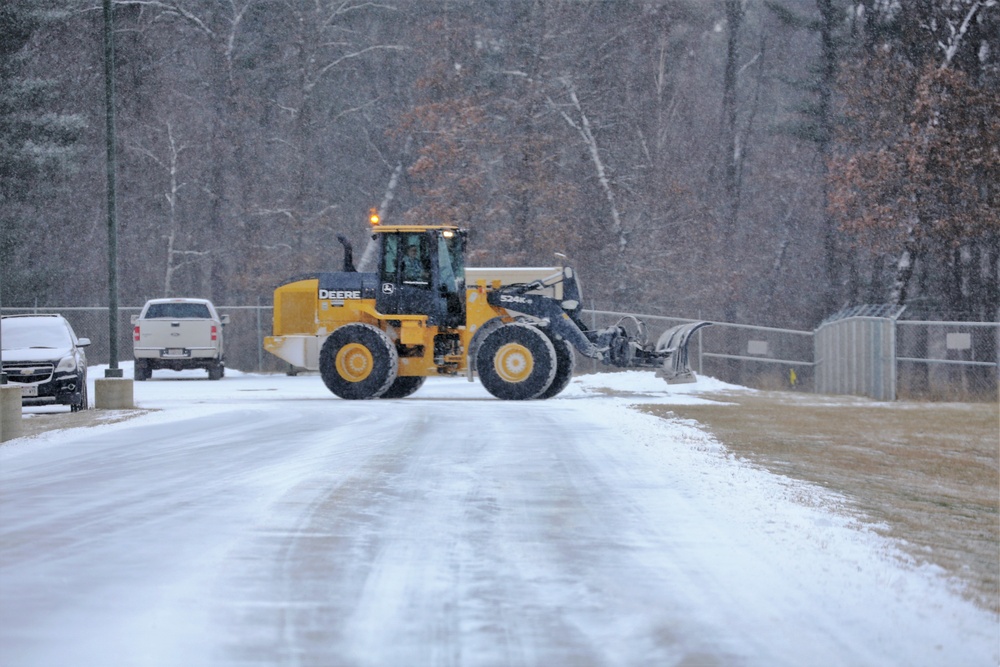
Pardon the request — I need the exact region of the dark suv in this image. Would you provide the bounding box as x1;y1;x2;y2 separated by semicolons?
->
1;314;91;412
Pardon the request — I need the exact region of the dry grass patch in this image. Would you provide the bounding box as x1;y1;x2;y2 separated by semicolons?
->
15;408;149;440
637;391;999;614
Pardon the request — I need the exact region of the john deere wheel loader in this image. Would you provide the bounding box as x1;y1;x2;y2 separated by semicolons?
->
263;213;709;400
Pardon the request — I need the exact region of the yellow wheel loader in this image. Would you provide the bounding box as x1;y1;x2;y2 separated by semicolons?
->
263;213;709;400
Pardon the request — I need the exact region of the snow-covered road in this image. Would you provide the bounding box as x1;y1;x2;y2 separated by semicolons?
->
1;369;996;666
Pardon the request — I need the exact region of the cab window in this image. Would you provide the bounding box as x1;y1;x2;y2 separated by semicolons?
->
437;233;464;293
381;235;399;283
400;233;430;285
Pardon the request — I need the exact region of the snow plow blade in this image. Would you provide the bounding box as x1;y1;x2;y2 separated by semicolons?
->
655;322;712;384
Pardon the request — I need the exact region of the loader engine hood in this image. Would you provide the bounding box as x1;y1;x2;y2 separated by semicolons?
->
315;272;379;303
277;271;380;302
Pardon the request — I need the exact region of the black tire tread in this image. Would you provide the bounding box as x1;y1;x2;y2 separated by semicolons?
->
379;375;426;399
476;322;557;400
537;335;575;399
319;323;398;400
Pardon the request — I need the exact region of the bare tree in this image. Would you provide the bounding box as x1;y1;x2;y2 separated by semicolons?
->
829;0;1000;317
129;122;210;296
548;78;628;295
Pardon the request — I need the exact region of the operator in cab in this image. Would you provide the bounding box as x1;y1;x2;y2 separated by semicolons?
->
402;245;426;282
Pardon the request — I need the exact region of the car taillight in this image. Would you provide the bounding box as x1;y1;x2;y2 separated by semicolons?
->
211;325;218;341
133;325;140;341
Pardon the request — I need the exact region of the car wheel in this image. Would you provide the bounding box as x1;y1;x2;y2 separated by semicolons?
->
71;376;88;412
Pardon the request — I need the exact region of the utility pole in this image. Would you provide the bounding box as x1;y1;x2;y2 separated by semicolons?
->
103;0;121;379
96;0;134;409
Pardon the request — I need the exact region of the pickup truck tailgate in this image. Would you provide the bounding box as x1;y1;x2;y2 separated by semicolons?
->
135;319;219;356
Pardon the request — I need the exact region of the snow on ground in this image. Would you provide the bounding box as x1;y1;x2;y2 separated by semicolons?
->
1;367;997;667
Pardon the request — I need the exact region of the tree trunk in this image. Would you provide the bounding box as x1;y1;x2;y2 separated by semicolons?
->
551;79;628;297
890;231;922;307
816;0;844;316
720;0;743;235
357;136;411;273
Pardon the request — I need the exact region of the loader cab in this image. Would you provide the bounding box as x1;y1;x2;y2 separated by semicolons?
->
374;224;467;329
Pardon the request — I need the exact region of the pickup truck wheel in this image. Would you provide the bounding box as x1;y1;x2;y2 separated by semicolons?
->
208;363;224;381
134;359;151;381
476;322;557;400
320;323;398;400
537;335;575;399
379;375;426;399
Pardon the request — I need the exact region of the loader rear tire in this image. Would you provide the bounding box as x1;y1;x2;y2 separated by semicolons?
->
379;375;426;399
320;323;398;400
537;335;575;399
476;323;557;400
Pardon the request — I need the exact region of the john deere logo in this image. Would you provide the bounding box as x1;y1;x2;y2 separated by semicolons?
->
319;289;361;300
382;283;395;295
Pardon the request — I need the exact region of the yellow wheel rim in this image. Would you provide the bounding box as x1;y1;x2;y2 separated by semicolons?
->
336;343;374;383
494;343;533;383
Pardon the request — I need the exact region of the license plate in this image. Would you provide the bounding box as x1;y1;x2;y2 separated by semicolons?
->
165;348;186;356
20;385;38;397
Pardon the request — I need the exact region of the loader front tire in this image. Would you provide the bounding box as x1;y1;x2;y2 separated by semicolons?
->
379;375;426;399
537;335;575;399
320;323;398;400
476;323;557;400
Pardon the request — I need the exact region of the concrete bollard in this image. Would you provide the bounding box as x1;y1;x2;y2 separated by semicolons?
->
0;384;23;443
95;377;135;410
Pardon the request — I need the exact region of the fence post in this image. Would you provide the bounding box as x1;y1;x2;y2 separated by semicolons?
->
697;310;703;375
256;299;264;372
888;317;898;401
591;300;597;373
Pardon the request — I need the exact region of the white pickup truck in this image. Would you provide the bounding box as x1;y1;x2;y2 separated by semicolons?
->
131;298;229;380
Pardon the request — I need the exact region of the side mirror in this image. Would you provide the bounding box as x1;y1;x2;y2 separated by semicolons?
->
220;314;231;325
78;337;92;347
130;314;139;324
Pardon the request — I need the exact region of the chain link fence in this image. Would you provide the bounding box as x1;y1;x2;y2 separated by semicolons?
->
896;319;999;400
586;308;997;401
584;310;815;392
814;306;998;401
3;304;996;400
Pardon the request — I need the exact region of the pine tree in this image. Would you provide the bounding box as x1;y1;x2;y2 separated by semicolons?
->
0;2;85;305
766;0;847;311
